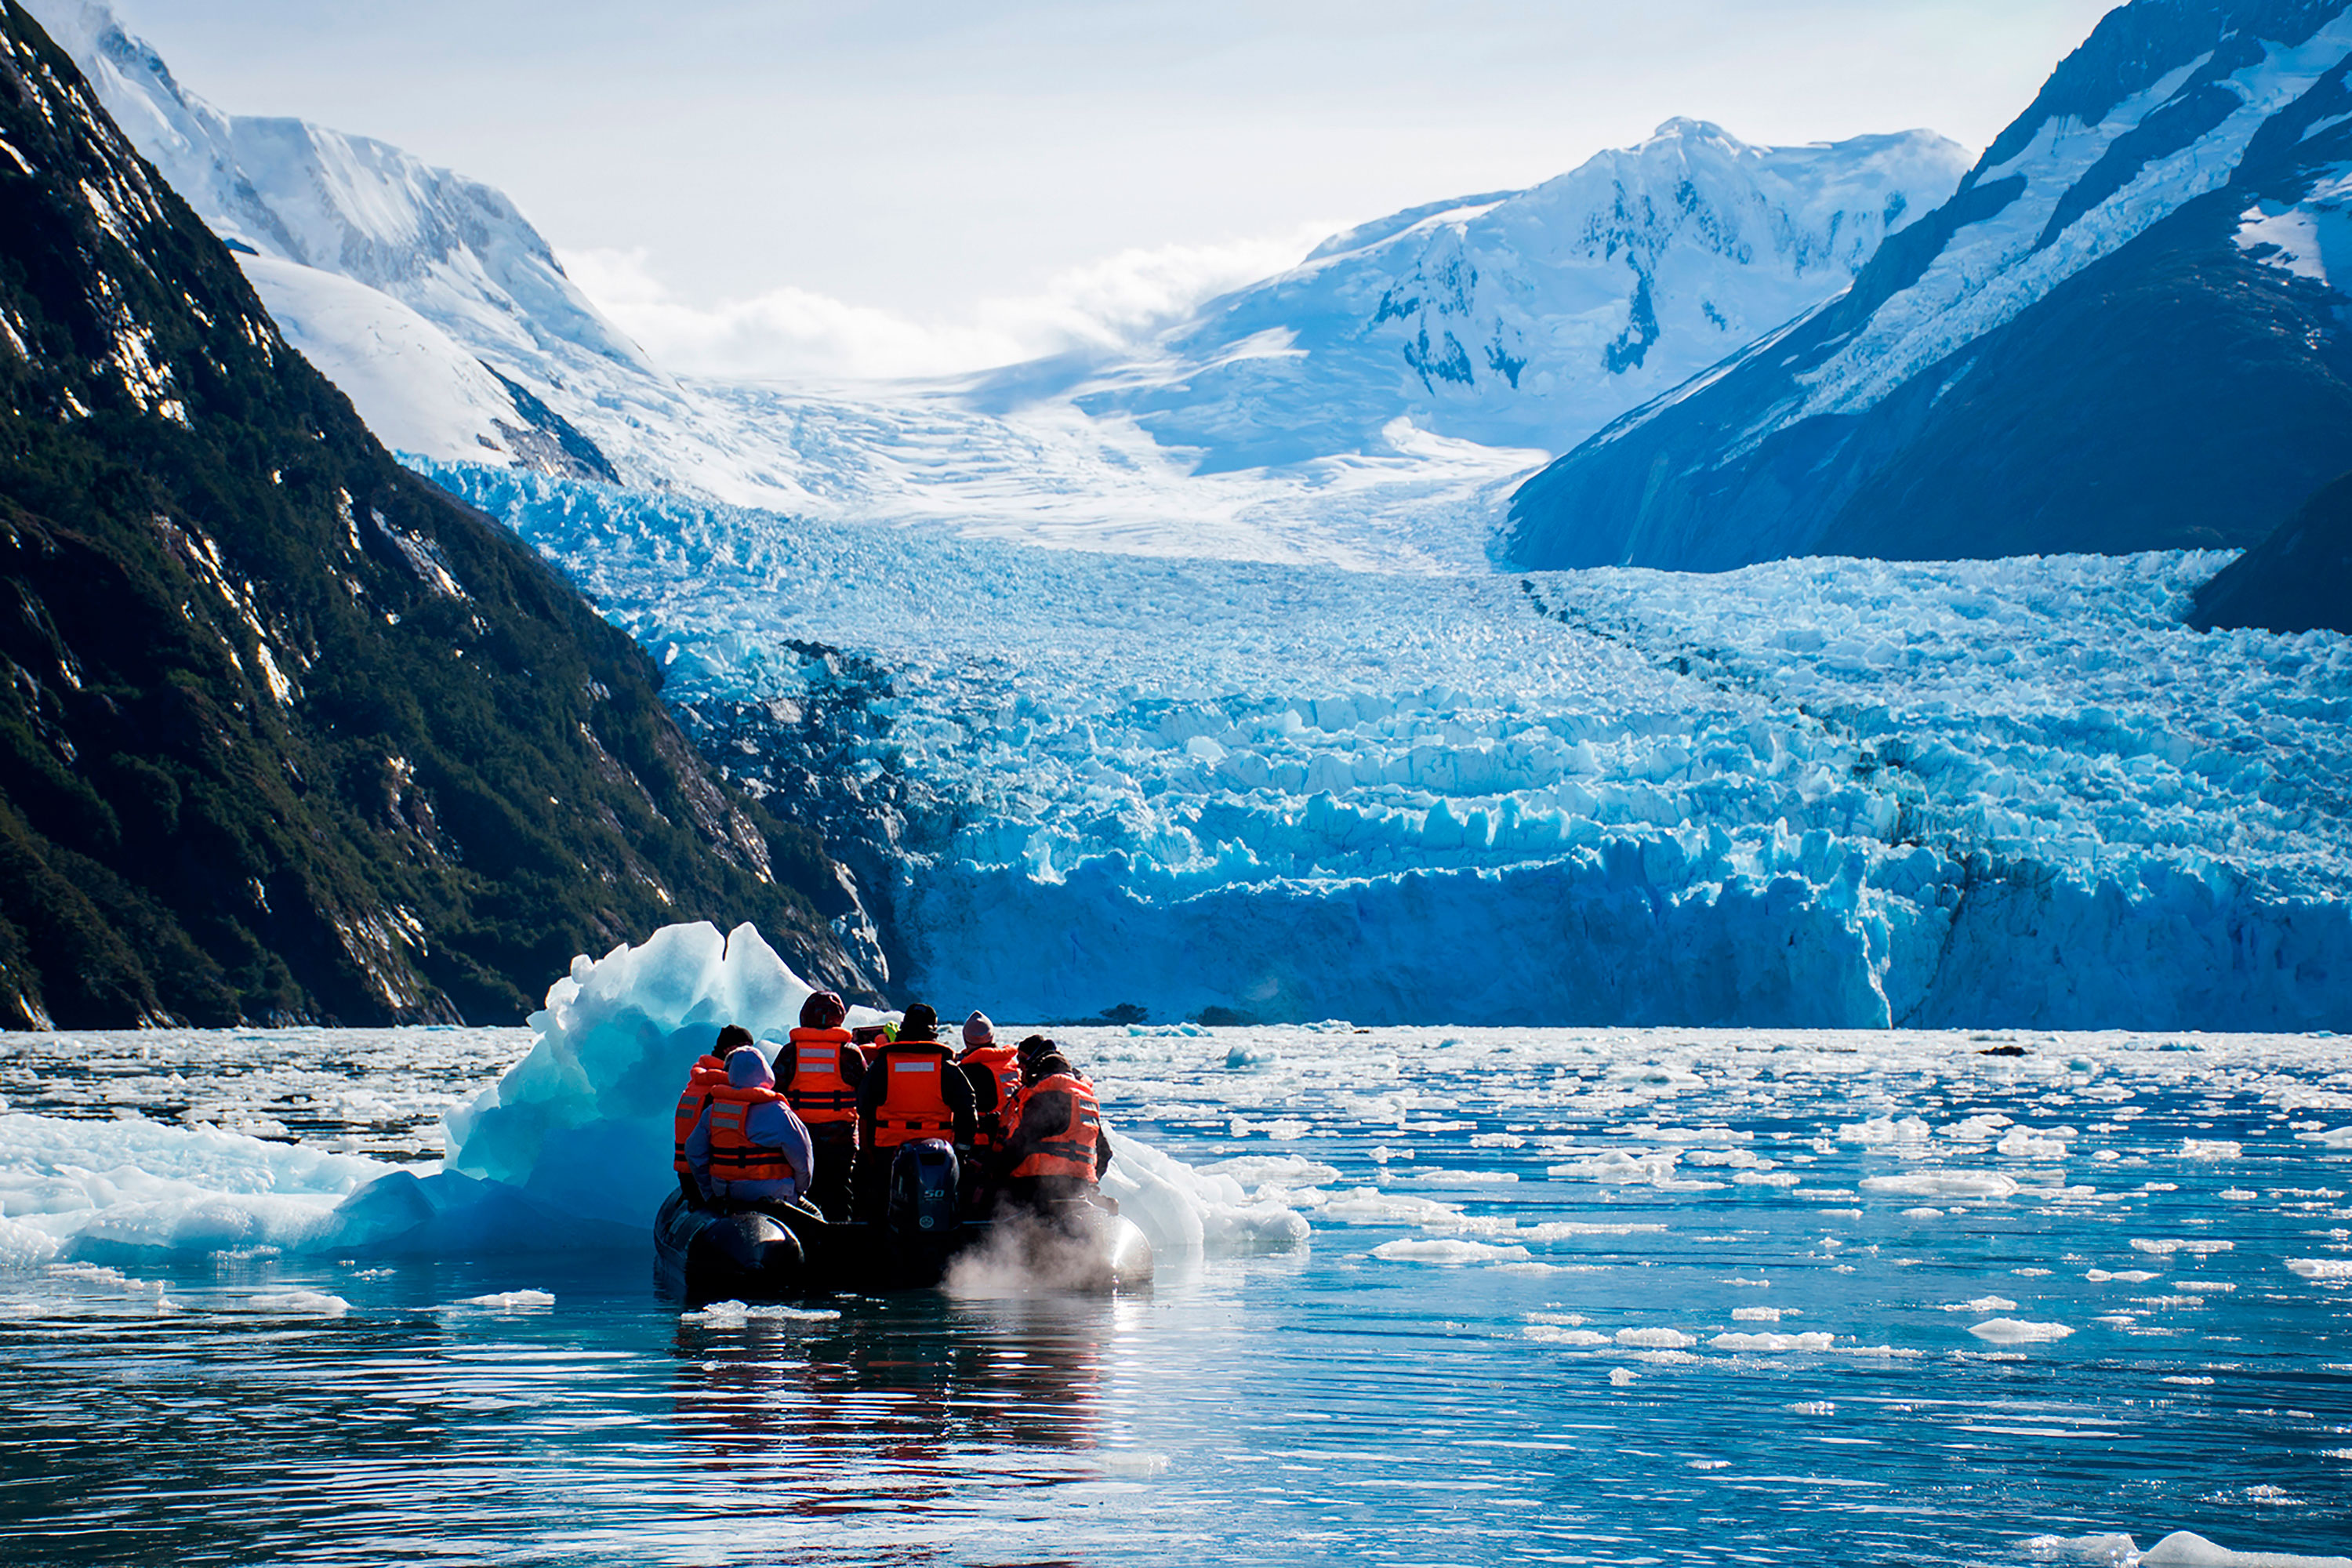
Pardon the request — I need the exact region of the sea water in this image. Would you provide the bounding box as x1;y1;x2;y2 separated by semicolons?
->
1;1022;2348;1566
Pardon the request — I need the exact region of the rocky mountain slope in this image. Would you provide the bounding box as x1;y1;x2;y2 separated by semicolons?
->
2191;466;2352;631
0;2;875;1027
1506;0;2352;572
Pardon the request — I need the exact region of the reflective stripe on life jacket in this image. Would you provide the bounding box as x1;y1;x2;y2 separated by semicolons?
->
1010;1073;1102;1182
703;1082;800;1185
672;1055;730;1174
785;1026;859;1125
871;1049;956;1147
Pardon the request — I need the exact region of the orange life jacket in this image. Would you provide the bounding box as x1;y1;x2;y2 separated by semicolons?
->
784;1026;859;1127
870;1046;957;1148
960;1043;1022;1149
702;1081;800;1186
672;1054;730;1174
1010;1073;1102;1182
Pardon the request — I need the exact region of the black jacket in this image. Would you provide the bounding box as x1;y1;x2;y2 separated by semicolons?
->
855;1037;977;1145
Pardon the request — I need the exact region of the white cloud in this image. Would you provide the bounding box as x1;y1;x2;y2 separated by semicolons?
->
559;224;1328;381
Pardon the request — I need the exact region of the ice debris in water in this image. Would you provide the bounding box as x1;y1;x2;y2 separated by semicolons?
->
446;1290;555;1312
441;919;1306;1254
240;1290;350;1317
1968;1317;2074;1344
679;1299;841;1326
2031;1533;2352;1567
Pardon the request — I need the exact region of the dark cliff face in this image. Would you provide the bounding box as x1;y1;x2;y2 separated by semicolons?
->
1503;0;2352;573
0;3;873;1026
2191;468;2352;633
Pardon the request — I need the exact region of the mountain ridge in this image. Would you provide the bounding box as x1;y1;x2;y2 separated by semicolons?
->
0;0;877;1026
1505;0;2352;572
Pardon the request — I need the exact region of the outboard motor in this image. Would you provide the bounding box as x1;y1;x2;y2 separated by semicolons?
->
887;1138;961;1242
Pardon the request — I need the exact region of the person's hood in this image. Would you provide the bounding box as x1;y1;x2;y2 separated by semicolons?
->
726;1048;776;1089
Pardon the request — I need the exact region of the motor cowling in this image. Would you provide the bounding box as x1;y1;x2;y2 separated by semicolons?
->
887;1138;960;1240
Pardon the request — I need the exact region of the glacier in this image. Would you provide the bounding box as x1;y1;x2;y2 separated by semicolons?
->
425;463;2352;1033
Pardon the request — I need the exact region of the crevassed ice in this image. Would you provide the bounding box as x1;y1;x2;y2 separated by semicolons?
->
423;463;2352;1031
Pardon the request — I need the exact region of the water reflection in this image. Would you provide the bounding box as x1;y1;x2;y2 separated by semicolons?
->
668;1295;1114;1475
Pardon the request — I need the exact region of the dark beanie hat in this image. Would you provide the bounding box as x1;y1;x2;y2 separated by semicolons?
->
800;990;846;1029
899;1003;938;1040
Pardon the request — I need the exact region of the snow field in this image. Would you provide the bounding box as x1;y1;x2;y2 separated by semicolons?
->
432;464;2352;1029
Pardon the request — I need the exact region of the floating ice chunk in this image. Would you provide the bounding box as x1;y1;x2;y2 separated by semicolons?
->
1548;1150;1685;1185
1998;1127;2071;1159
1734;1170;1801;1187
1526;1325;1610;1345
242;1290;350;1316
1197;1154;1341;1190
448;1289;554;1311
1608;1368;1637;1387
1732;1306;1782;1322
2296;1127;2352;1148
2131;1238;2234;1256
2286;1258;2352;1280
1968;1317;2073;1343
2027;1534;2140;1566
2140;1530;2352;1567
1370;1238;1531;1265
1614;1327;1697;1348
2086;1269;2161;1283
2180;1139;2243;1161
1860;1171;2019;1199
1103;1134;1311;1253
1709;1330;1833;1352
0;1215;60;1269
1900;1207;1946;1218
681;1299;840;1326
1942;1296;2020;1313
1840;1116;1932;1145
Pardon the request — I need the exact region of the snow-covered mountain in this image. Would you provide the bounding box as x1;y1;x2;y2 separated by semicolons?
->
27;0;822;500
37;1;1979;561
1074;120;1970;469
1508;0;2352;572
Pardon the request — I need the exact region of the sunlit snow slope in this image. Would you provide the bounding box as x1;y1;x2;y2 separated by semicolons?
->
1075;119;1969;470
429;464;2352;1034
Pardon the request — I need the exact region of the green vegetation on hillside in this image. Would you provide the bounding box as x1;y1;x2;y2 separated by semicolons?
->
0;7;873;1025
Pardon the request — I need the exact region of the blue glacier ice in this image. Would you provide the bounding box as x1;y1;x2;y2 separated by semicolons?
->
423;463;2352;1032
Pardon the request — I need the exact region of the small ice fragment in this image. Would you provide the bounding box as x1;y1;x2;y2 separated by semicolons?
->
2179;1139;2241;1162
2132;1239;2234;1256
2140;1529;2352;1566
1968;1317;2073;1344
681;1299;840;1325
451;1289;555;1311
1732;1306;1781;1322
2287;1258;2352;1280
245;1290;350;1316
1900;1207;1946;1219
1708;1330;1833;1352
1941;1296;2019;1313
1370;1239;1531;1265
2025;1534;2139;1566
1785;1400;1835;1415
2294;1127;2352;1148
1614;1327;1697;1348
1608;1368;1637;1387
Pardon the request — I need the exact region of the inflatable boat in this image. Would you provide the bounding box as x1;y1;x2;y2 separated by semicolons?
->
655;1140;1152;1305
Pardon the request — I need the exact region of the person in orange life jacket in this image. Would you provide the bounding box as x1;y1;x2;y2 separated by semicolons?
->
996;1050;1112;1210
852;1002;977;1221
771;989;866;1221
671;1024;753;1204
956;1011;1022;1155
684;1047;816;1208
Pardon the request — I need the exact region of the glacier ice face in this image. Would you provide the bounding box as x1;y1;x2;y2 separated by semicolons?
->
429;463;2352;1031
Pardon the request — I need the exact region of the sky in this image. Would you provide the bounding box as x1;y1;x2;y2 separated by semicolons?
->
104;0;2118;379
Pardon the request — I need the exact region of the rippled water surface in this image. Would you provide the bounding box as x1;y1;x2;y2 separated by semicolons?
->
3;1024;2350;1565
